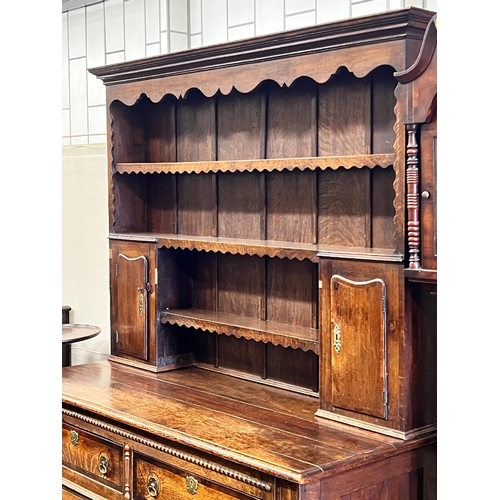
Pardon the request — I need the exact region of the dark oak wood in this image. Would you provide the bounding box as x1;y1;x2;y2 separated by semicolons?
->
62;362;436;499
395;14;437;277
63;8;438;499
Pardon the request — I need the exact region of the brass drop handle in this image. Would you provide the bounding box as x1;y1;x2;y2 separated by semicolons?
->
147;476;159;498
99;455;109;475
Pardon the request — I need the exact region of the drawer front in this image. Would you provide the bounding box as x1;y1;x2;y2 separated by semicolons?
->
134;454;271;500
62;423;123;491
62;487;91;500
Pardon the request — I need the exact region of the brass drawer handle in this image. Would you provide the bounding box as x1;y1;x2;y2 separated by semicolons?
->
147;476;159;498
186;475;198;495
99;455;109;475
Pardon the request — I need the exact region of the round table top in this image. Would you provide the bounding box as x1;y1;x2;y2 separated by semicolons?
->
62;324;101;345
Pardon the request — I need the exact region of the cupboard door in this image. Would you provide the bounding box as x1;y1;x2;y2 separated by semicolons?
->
329;275;388;419
113;249;151;361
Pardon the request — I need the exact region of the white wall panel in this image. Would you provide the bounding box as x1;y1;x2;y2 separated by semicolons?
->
160;0;168;31
170;0;188;31
404;0;424;6
106;50;125;64
255;0;284;35
62;13;70;109
146;0;161;43
170;31;189;52
317;0;350;23
286;10;316;30
351;0;389;17
125;0;146;61
389;0;403;9
88;105;106;135
286;0;315;16
190;0;202;33
87;74;106;107
425;0;437;11
201;0;228;46
160;30;169;53
105;0;125;53
69;57;88;138
146;42;161;56
62;109;71;141
228;23;254;41
190;33;202;48
228;0;254;26
69;8;86;59
87;2;106;68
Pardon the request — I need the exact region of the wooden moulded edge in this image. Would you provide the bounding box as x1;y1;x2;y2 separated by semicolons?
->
160;308;319;354
114;154;395;175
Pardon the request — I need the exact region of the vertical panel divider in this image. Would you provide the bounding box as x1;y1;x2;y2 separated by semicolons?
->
312;84;318;245
212;97;218;237
365;75;373;248
214;251;219;368
172;99;178;234
174;99;179;235
260;89;268;242
312;261;318;330
262;256;268;380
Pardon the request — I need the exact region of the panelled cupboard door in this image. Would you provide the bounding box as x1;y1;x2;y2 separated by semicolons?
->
110;242;153;361
318;259;401;422
329;275;387;419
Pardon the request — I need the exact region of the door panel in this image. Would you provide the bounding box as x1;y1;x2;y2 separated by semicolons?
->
115;252;149;360
329;275;387;419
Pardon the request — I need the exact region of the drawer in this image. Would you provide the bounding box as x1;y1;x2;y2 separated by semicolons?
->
62;487;91;500
134;453;274;500
62;423;123;492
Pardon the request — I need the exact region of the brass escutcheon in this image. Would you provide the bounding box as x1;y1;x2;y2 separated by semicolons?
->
333;323;342;354
139;291;144;317
186;475;198;495
70;430;79;446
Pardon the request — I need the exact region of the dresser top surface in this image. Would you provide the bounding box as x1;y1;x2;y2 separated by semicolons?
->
62;361;434;483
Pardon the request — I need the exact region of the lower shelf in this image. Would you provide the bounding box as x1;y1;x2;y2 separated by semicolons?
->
160;308;319;354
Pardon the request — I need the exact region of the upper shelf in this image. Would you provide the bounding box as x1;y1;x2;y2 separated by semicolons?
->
114;154;395;175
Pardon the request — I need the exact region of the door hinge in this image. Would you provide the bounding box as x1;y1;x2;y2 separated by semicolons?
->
115;330;119;343
383;389;388;407
115;264;119;277
146;282;152;293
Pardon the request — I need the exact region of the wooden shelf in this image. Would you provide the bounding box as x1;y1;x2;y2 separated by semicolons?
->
115;154;395;175
160;308;319;354
109;233;404;263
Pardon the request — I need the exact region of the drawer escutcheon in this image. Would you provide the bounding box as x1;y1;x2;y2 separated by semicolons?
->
69;430;79;446
186;475;198;495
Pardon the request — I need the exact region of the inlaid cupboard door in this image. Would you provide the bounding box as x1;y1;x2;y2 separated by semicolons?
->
110;241;154;361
